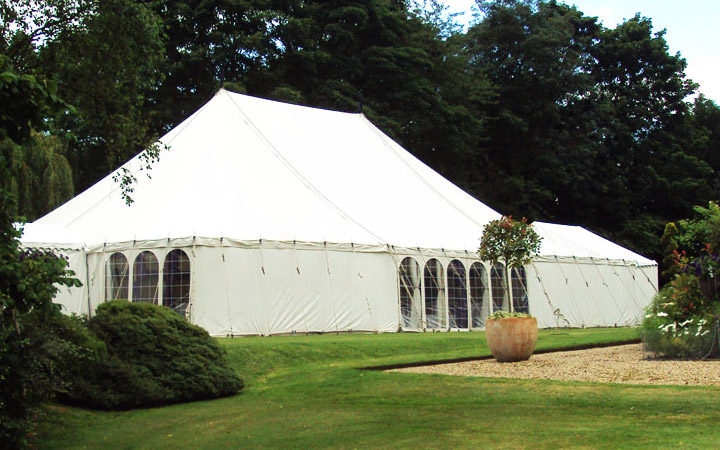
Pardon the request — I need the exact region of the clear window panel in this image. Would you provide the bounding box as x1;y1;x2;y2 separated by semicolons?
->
398;257;422;329
163;249;191;317
491;264;507;312
105;252;129;301
447;260;468;328
133;251;159;303
469;262;489;328
424;259;445;329
512;266;529;314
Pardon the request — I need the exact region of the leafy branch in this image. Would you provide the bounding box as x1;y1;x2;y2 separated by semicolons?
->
111;141;167;206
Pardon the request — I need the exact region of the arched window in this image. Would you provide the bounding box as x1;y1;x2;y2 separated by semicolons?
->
491;264;507;312
163;249;191;317
105;252;129;301
133;251;159;303
424;259;445;329
512;266;529;314
447;260;468;328
398;257;421;329
469;262;488;328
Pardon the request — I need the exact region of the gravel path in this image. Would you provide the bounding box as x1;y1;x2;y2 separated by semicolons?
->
392;344;720;386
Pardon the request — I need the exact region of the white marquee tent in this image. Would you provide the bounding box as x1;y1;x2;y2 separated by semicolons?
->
21;89;658;335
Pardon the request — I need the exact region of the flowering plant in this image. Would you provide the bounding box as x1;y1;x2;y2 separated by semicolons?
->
479;216;542;269
644;259;720;357
479;216;541;314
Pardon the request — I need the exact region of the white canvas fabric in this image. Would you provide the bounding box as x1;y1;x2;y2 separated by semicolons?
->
22;90;658;335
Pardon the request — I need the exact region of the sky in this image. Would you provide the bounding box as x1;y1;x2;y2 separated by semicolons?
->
442;0;720;103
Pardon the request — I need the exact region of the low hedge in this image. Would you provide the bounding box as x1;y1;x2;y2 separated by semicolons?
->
63;300;243;409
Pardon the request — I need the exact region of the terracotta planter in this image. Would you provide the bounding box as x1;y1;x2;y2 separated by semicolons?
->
485;317;538;362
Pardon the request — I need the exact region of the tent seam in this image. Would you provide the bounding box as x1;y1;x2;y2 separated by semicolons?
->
359;114;492;230
222;91;387;245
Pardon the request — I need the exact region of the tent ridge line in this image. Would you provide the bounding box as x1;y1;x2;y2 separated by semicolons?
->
223;91;387;245
358;114;493;230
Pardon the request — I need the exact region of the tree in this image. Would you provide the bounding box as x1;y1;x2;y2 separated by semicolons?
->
38;0;166;191
463;0;602;219
588;14;698;256
479;216;541;312
0;57;81;448
1;0;94;72
146;0;278;134
463;1;704;262
686;96;720;198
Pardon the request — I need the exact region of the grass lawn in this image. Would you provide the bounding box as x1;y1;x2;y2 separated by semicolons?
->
33;327;720;449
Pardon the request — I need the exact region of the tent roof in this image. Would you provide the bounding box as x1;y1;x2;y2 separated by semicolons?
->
533;222;655;266
16;223;84;250
25;90;655;265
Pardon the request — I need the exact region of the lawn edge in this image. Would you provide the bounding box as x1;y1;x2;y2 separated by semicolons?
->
359;338;641;371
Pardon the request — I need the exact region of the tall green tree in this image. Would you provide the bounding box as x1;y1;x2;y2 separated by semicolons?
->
0;52;74;220
1;0;93;72
589;15;700;256
464;0;603;218
38;0;166;191
463;1;703;260
147;0;279;133
686;96;720;194
0;54;80;449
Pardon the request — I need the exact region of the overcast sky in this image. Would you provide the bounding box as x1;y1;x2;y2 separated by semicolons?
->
443;0;720;103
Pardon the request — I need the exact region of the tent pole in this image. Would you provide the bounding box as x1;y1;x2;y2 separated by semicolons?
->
293;240;310;335
220;237;234;335
416;247;427;331
258;238;271;335
352;242;375;332
85;245;92;318
505;261;513;313
323;241;340;334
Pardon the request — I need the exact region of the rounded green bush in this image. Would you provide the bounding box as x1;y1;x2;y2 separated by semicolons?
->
65;300;243;409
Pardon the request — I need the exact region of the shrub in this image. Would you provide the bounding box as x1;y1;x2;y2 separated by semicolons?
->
643;205;720;358
64;300;243;409
642;312;716;358
0;213;81;449
0;309;100;449
642;274;719;358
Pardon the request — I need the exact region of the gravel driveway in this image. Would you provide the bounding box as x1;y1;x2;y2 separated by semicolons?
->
392;344;720;386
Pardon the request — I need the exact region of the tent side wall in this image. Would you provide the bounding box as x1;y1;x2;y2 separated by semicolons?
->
196;245;399;335
54;248;90;316
81;241;400;336
528;257;658;328
18;245;90;317
45;241;658;335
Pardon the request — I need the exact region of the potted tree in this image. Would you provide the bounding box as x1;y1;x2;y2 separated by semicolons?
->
479;216;542;362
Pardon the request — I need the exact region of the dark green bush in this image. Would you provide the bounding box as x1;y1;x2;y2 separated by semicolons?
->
1;310;99;449
0;222;82;449
64;300;243;409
